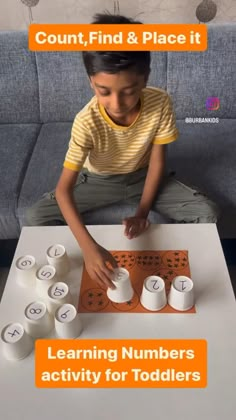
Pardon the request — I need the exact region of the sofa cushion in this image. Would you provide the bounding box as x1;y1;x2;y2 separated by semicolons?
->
36;51;92;123
0;31;40;123
0;124;41;238
167;24;236;119
168;119;236;237
18;122;72;225
147;52;167;90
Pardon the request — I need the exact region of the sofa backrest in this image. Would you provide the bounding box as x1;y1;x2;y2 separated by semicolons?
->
0;31;40;123
0;25;235;123
167;24;236;119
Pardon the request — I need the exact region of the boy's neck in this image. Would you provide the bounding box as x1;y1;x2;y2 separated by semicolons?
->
104;99;141;127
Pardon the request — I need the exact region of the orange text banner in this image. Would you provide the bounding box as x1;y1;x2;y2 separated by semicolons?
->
35;339;207;388
29;24;207;51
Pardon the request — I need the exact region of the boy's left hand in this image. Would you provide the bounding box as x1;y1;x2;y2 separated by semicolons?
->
122;217;150;239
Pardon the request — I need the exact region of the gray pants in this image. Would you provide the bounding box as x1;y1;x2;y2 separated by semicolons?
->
25;167;219;226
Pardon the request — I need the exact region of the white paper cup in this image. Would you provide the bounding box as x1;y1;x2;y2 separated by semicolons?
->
107;267;134;303
46;244;70;277
24;301;54;338
15;255;37;288
1;322;33;361
55;304;82;339
141;276;167;311
47;282;72;315
36;265;57;298
168;276;194;311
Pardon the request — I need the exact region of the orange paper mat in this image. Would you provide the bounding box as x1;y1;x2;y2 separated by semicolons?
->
78;250;196;313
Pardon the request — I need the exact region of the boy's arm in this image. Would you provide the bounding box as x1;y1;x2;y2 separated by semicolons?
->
55;167;117;288
123;92;178;239
123;144;165;239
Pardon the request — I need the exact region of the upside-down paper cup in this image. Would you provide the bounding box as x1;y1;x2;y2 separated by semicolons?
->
141;275;167;311
46;244;70;277
168;276;194;311
24;301;54;338
36;264;58;298
107;267;134;303
1;322;33;361
55;304;82;339
47;282;72;315
15;255;37;288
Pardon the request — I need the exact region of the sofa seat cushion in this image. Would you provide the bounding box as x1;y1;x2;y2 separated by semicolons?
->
169;119;236;205
0;124;41;238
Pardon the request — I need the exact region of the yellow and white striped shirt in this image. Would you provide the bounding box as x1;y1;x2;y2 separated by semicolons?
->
64;86;178;174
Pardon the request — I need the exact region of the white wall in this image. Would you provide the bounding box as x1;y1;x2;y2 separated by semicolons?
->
0;0;236;30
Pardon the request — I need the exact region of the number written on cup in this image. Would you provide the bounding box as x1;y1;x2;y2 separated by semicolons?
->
4;323;24;343
173;276;193;292
50;282;68;300
38;265;55;280
17;255;35;271
26;302;46;320
48;244;65;258
57;304;76;323
145;276;165;292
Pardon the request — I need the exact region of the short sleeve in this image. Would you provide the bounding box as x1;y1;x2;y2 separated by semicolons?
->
63;115;93;172
152;94;179;145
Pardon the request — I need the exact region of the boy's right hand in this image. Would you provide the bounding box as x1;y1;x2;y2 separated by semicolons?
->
82;243;118;289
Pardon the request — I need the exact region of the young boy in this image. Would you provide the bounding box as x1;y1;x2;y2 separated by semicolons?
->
26;13;219;289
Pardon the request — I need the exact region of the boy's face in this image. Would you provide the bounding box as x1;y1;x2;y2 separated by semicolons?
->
90;70;147;121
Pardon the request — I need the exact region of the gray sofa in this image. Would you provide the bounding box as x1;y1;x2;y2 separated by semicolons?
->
0;24;235;240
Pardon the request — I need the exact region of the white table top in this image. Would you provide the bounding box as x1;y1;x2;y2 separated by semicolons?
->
0;224;236;420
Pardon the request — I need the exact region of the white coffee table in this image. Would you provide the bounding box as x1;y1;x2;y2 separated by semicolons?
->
0;224;236;420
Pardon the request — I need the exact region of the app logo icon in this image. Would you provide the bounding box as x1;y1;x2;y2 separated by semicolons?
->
206;97;220;111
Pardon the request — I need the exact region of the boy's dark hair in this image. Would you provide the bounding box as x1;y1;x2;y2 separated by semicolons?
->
82;13;151;78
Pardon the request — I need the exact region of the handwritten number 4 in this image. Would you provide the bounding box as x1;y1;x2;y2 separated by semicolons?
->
8;329;20;338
